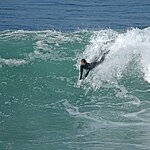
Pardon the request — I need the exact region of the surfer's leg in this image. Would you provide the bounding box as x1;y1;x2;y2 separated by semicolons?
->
90;50;110;69
90;56;105;69
95;55;105;66
96;50;110;66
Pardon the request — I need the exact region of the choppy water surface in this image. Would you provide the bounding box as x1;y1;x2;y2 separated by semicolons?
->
0;28;150;150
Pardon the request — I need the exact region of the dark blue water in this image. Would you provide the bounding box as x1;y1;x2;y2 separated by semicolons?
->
0;0;150;31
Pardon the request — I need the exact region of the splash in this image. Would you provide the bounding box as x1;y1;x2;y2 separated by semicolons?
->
78;28;150;89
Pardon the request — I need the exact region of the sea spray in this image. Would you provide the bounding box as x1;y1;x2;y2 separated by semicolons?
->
78;28;150;90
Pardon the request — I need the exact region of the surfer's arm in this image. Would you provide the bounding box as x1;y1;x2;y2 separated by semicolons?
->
84;69;90;78
79;66;83;80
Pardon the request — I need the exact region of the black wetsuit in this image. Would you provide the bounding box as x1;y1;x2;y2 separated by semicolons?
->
79;51;109;80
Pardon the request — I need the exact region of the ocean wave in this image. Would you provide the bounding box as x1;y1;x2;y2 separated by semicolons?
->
1;28;150;150
1;28;150;84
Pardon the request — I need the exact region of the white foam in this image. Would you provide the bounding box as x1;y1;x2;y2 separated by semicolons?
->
63;99;105;123
0;57;27;67
78;27;150;89
144;65;150;83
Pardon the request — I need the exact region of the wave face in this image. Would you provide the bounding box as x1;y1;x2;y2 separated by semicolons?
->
0;28;150;150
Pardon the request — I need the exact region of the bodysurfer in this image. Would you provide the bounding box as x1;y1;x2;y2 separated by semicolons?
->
79;51;109;80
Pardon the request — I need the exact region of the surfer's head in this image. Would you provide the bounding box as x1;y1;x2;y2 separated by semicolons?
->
81;59;87;65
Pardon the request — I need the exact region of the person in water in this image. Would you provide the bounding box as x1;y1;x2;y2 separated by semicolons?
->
79;51;109;80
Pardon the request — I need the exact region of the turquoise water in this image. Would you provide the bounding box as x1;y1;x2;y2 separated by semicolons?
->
0;28;150;150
